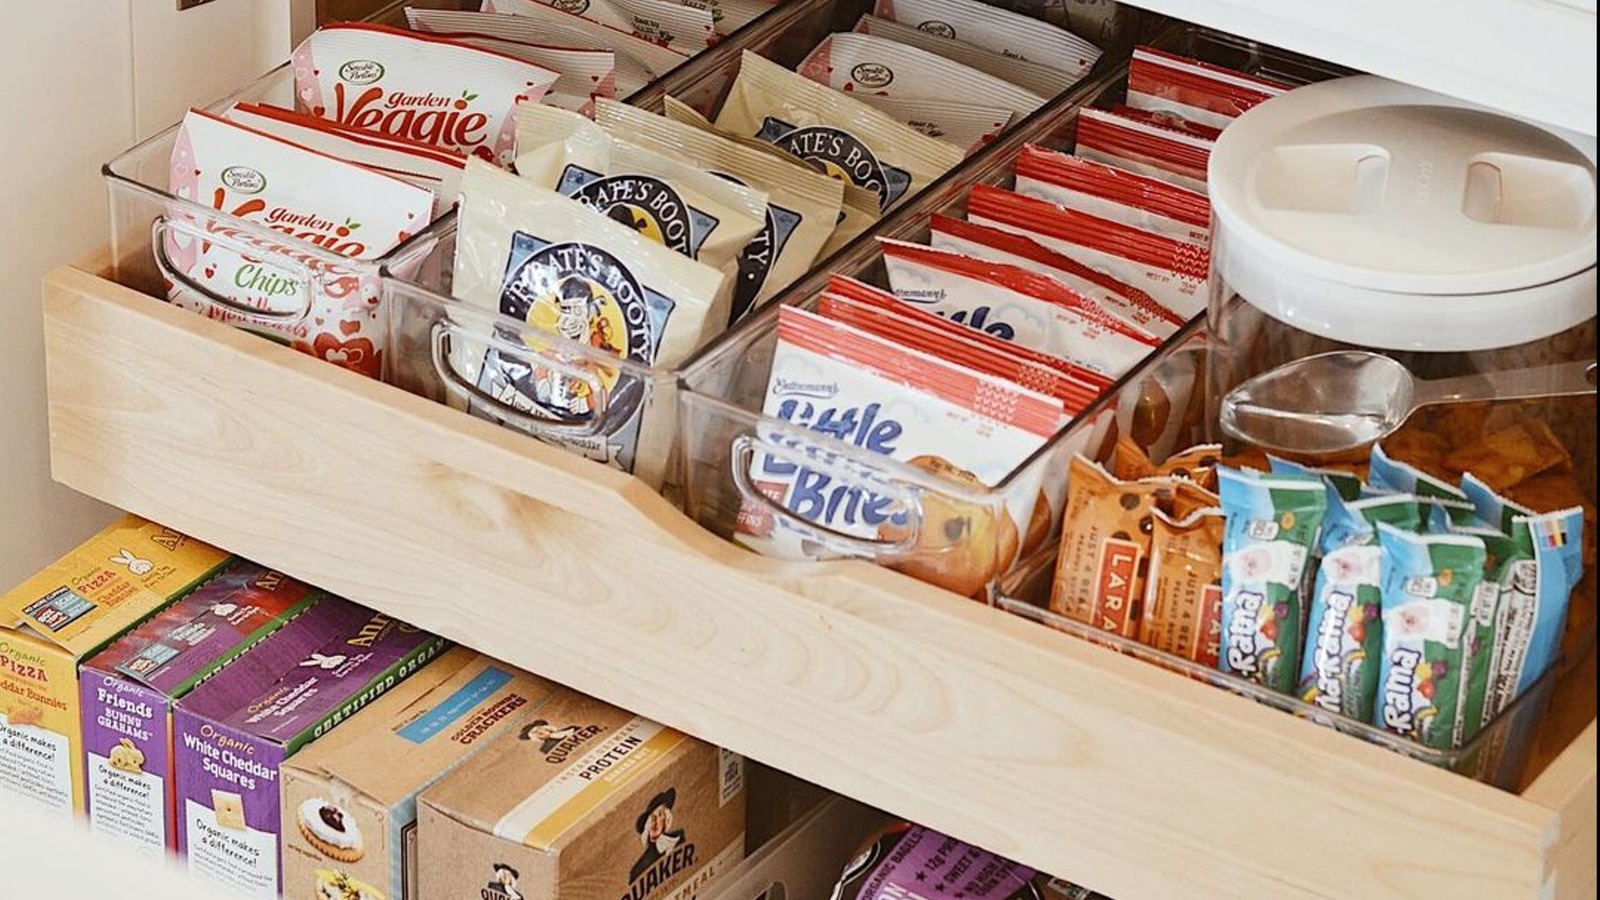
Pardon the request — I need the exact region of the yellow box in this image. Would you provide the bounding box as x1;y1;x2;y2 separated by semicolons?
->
0;514;231;817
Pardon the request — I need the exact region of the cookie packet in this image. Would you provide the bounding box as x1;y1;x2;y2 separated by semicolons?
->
591;98;843;321
1140;506;1225;665
928;214;1183;338
487;0;715;54
736;305;1060;598
848;94;1015;155
714;51;965;212
1013;145;1210;244
1217;466;1328;694
966;183;1210;319
514;103;768;290
292;23;558;165
1126;45;1287;130
163;109;435;378
452;159;728;484
797;32;1048;122
830;822;1111;900
879;238;1160;378
402;7;619;108
1049;456;1162;637
475;0;689;93
1074;107;1212;192
852;14;1080;97
872;0;1102;79
1373;524;1487;749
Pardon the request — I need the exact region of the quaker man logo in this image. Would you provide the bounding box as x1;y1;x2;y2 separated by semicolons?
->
915;19;956;38
754;117;909;212
518;718;604;763
483;862;524;900
559;168;714;260
625;788;696;897
850;62;894;89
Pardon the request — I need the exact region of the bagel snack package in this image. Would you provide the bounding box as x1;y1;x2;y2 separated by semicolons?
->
1138;506;1225;664
292;23;558;166
401;7;619;108
1074;107;1212;192
736;305;1061;599
1126;45;1287;130
1014;145;1210;244
852;13;1081;97
715;51;964;212
453;159;729;485
593;98;844;321
1049;456;1162;637
514;103;768;290
879;239;1160;378
797;32;1047;122
871;0;1102;79
163;109;436;378
1217;466;1328;694
849;94;1015;155
830;822;1110;900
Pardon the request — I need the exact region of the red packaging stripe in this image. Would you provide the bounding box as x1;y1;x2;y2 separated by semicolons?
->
1014;145;1209;228
1076;108;1210;183
1110;105;1223;141
1131;45;1290;111
231;102;470;167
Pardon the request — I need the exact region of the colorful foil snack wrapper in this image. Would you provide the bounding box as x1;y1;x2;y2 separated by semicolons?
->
1050;456;1162;637
1217;466;1327;694
1140;506;1225;665
1484;508;1584;718
830;822;1110;900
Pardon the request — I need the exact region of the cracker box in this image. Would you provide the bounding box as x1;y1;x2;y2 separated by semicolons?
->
0;515;231;819
418;687;746;900
281;648;560;900
80;561;325;855
173;598;447;897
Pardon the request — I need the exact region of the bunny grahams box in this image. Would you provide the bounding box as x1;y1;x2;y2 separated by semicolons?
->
0;515;231;819
79;561;325;854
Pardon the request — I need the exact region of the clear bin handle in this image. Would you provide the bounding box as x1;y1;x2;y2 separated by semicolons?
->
430;318;614;439
730;433;924;559
152;215;319;322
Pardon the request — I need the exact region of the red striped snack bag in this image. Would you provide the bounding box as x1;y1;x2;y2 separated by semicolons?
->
1074;107;1211;191
1127;46;1288;130
485;0;714;55
852;14;1080;97
292;23;558;166
402;7;618;109
873;0;1101;80
735;304;1061;598
879;238;1160;378
163;109;435;377
928;213;1184;337
1013;145;1210;244
966;183;1209;319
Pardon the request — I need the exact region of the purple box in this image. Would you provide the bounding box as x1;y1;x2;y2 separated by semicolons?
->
173;597;446;898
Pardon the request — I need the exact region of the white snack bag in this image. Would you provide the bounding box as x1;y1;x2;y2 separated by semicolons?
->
293;23;557;166
852;14;1079;97
846;94;1011;154
403;8;618;107
593;98;843;321
874;0;1100;79
514;103;767;289
798;33;1046;121
485;0;713;55
480;0;689;93
163;109;435;379
715;51;963;212
454;159;729;484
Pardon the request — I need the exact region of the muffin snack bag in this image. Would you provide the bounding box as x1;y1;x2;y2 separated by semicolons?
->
1298;493;1421;720
928;214;1183;338
292;23;558;165
872;0;1101;79
829;821;1111;900
402;7;619;107
1014;146;1210;244
798;32;1047;121
849;94;1014;155
1140;506;1225;665
715;51;964;212
966;183;1209;319
162;109;435;378
1049;456;1165;637
453;159;727;483
593;99;843;320
879;239;1160;378
1373;524;1486;749
852;14;1080;97
1217;466;1328;693
472;1;688;93
1074;107;1211;192
1126;45;1287;130
486;0;715;54
514;103;767;290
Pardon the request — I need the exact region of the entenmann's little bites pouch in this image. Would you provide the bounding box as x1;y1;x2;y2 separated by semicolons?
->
1074;107;1212;192
1014;145;1210;244
1126;45;1286;130
293;23;558;165
715;51;964;212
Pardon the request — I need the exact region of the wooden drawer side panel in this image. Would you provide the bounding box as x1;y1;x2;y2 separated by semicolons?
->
1525;723;1598;900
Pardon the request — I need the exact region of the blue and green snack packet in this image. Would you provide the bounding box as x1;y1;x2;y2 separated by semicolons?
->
1485;508;1586;718
1374;524;1487;750
1451;525;1512;747
1371;444;1479;531
1299;494;1421;721
1268;456;1363;503
1218;467;1328;694
1461;472;1535;535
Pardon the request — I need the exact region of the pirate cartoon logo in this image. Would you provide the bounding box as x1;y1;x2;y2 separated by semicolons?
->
753;117;910;211
628;788;687;885
556;167;719;260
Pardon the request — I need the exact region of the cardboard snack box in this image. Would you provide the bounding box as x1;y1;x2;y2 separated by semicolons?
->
80;561;325;854
173;597;447;898
281;648;560;900
0;515;231;818
418;687;746;900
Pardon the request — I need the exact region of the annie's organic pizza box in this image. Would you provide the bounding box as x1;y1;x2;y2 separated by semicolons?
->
0;515;231;818
418;687;746;900
173;597;447;898
79;561;325;855
281;648;560;900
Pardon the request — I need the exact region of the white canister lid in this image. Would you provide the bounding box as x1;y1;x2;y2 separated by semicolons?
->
1210;75;1597;351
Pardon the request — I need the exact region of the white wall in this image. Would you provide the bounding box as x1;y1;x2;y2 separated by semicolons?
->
0;0;313;586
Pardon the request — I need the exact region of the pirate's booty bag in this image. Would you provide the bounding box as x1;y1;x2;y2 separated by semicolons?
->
452;158;729;486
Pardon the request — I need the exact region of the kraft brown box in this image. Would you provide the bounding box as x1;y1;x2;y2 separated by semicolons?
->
418;687;746;900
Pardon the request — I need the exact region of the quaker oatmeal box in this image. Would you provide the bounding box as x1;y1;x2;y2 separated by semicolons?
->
80;561;324;855
173;598;446;898
281;648;559;900
0;515;230;819
417;686;745;900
